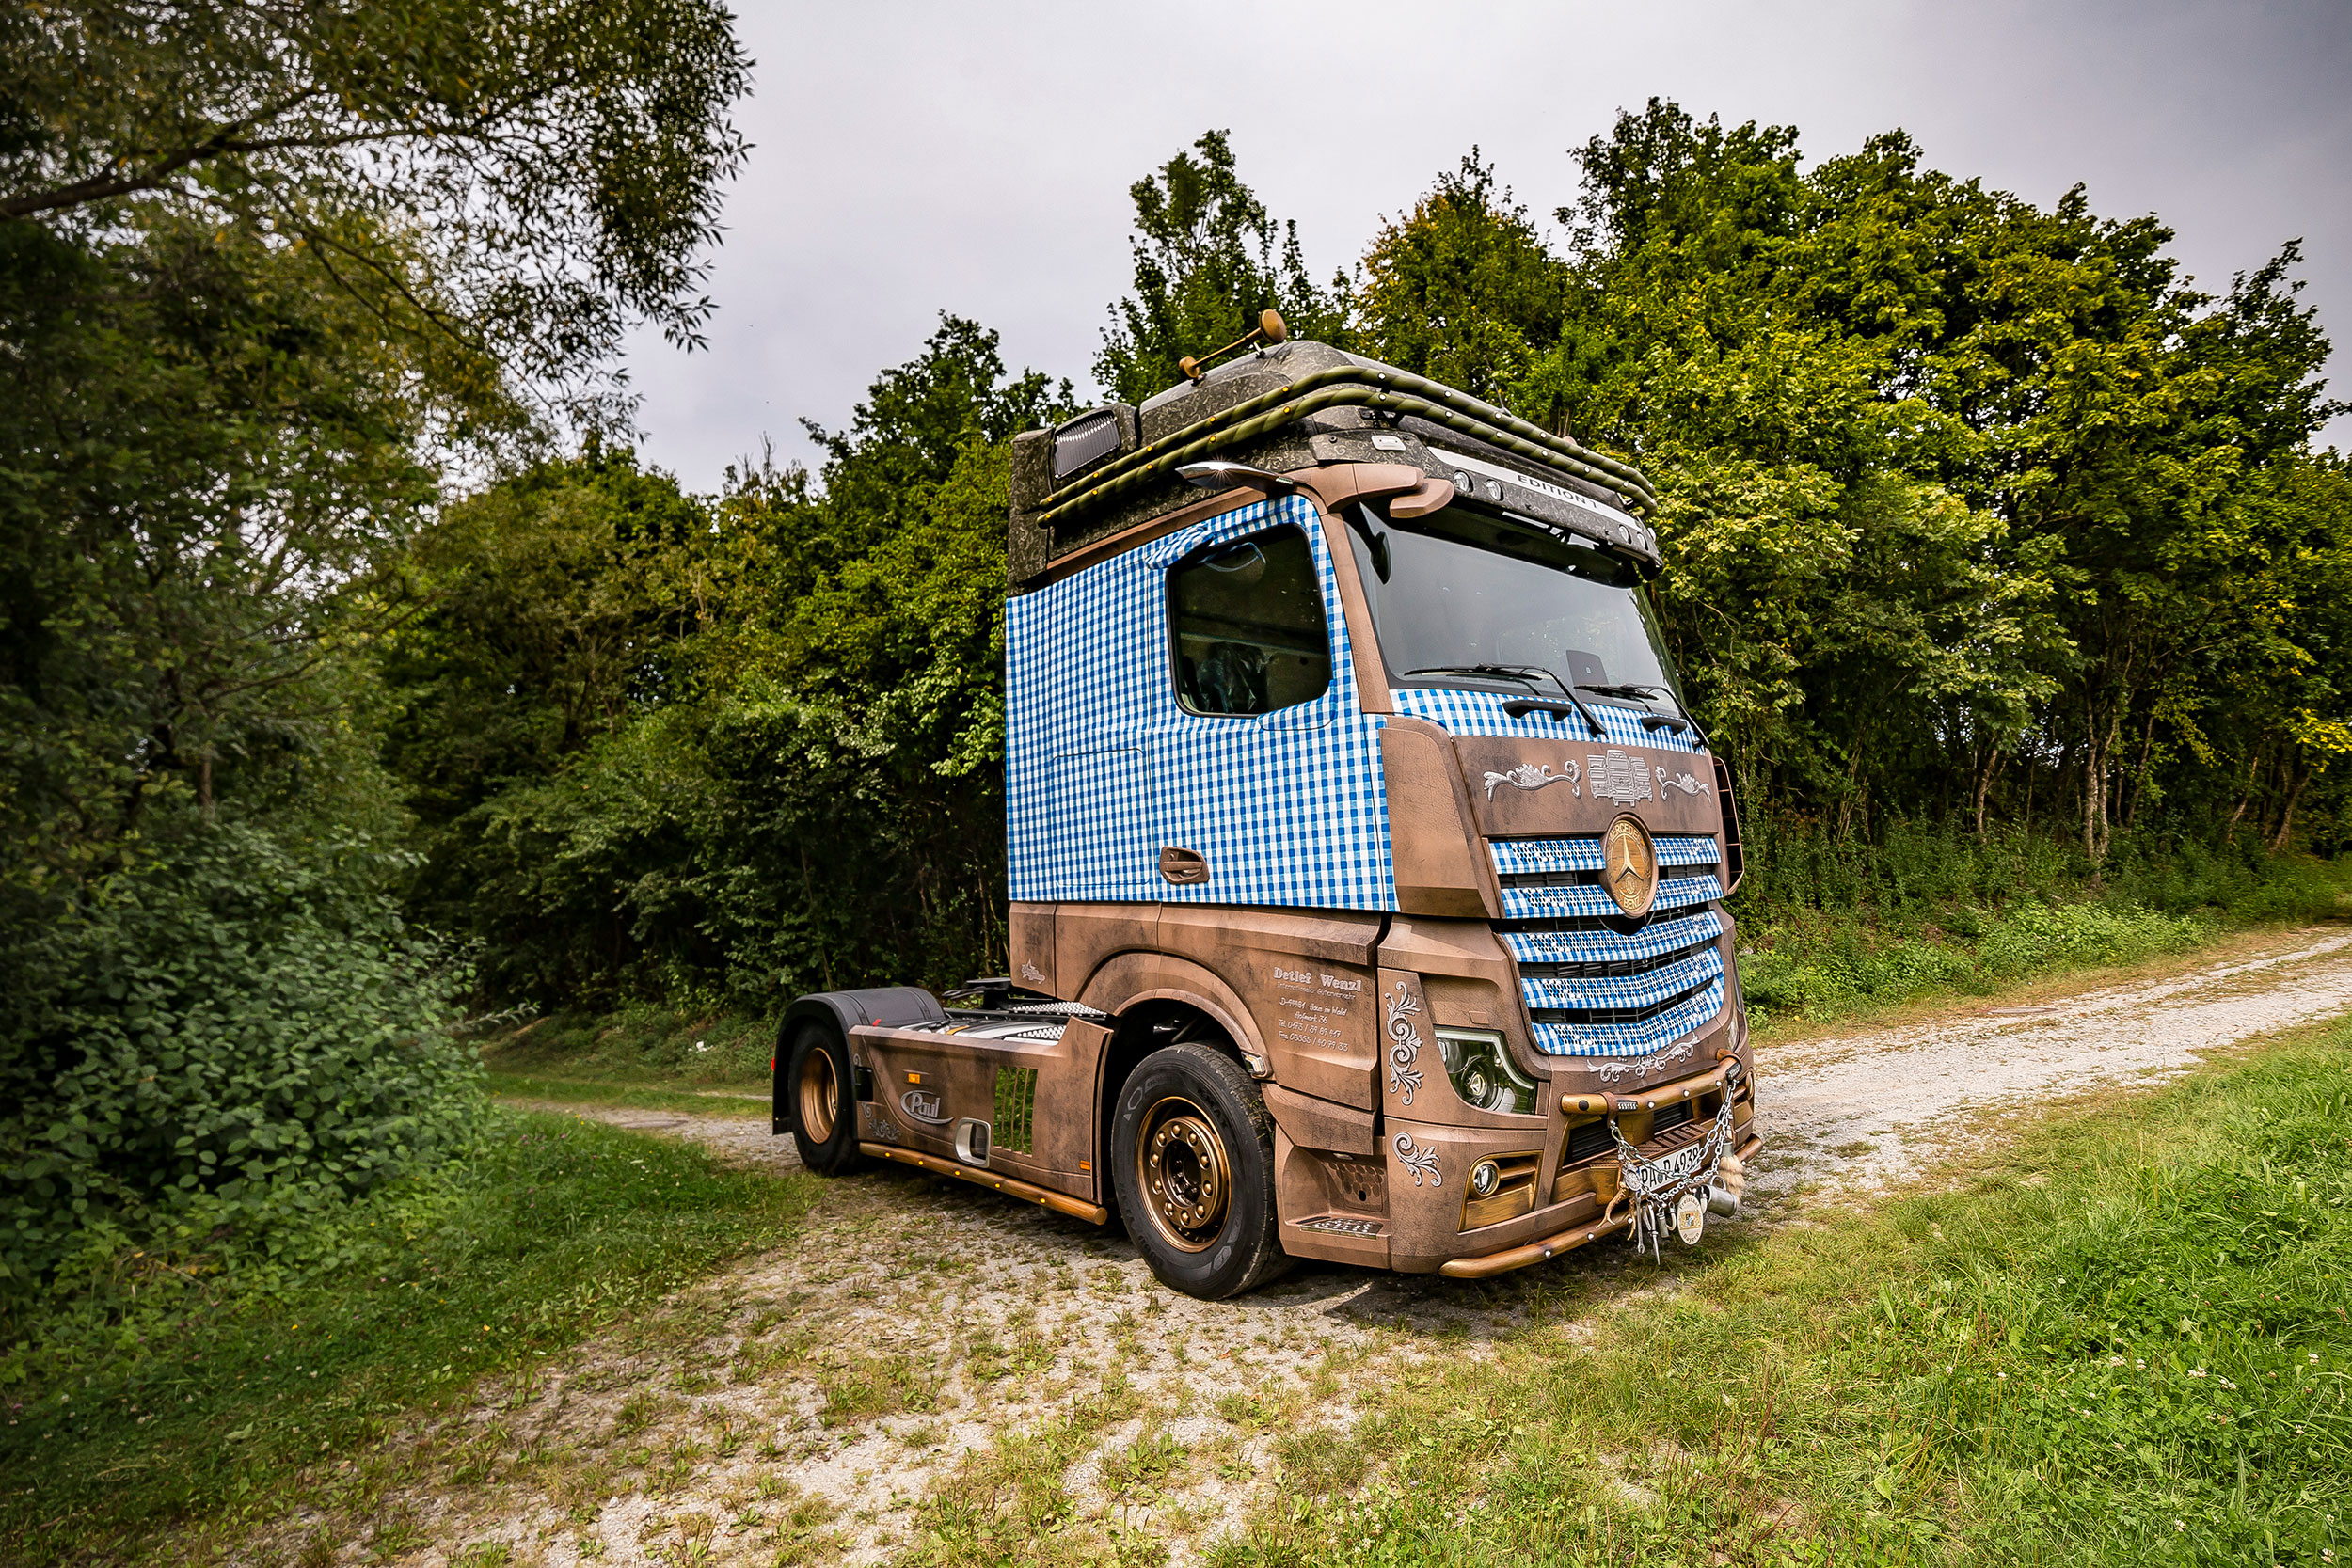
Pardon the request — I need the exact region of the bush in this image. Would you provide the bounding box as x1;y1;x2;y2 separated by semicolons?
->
0;820;478;1308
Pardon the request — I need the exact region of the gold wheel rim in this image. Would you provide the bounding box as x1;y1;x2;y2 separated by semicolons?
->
1136;1096;1232;1253
797;1048;839;1143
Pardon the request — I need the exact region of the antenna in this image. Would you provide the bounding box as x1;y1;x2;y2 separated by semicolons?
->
1177;309;1288;383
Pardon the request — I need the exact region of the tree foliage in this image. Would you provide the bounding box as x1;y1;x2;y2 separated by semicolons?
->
0;1;748;1296
0;0;751;427
378;319;1072;1005
1094;130;1350;405
1478;101;2345;859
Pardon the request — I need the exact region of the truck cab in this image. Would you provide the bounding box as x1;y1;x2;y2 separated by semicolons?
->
775;322;1757;1298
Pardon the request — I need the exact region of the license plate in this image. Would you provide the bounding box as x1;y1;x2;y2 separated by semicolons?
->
1647;1142;1709;1181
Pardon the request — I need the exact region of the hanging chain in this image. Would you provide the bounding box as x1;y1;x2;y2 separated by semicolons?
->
1608;1093;1739;1263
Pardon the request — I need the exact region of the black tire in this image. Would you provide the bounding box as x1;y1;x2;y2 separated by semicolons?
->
785;1022;864;1175
1111;1040;1288;1299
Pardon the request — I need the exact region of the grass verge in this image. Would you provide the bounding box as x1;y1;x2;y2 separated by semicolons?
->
1734;826;2349;1030
1212;1016;2352;1567
0;1106;817;1565
485;1070;771;1117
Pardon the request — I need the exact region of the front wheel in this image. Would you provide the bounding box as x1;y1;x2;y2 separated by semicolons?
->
1111;1040;1287;1299
784;1022;864;1175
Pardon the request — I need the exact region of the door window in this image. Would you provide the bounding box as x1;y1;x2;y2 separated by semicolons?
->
1168;525;1331;716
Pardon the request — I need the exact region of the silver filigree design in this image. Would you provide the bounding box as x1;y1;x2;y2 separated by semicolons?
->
1595;1060;1638;1084
1384;981;1425;1105
1483;759;1581;800
1019;961;1048;986
1391;1132;1442;1187
1655;767;1711;797
1588;750;1655;806
862;1101;900;1145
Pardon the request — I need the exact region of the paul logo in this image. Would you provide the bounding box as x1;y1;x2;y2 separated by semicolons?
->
1603;815;1660;918
900;1089;948;1125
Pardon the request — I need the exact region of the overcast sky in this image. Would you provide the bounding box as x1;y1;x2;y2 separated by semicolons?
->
619;0;2352;492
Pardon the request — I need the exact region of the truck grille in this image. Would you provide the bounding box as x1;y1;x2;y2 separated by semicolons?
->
1488;834;1726;1056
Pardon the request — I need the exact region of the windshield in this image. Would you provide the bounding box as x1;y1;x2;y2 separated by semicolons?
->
1344;499;1687;716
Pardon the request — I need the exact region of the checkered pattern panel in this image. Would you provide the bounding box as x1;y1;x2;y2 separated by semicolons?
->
1498;873;1724;923
1488;834;1719;877
1501;909;1724;967
1389;687;1703;753
1530;976;1727;1057
1520;947;1724;1015
1005;494;1393;910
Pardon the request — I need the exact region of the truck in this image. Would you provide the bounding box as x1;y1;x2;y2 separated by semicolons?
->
772;313;1758;1299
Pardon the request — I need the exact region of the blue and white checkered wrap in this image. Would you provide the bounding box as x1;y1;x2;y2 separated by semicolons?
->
1531;977;1726;1057
1487;835;1720;877
1498;873;1724;924
1004;498;1732;1061
1520;950;1722;1013
1501;909;1725;967
1389;688;1703;752
1006;494;1392;909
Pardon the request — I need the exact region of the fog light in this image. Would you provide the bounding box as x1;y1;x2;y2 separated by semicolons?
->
1470;1159;1501;1198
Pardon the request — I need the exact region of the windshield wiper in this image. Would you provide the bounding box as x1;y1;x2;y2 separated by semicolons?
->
1405;663;1604;738
1578;683;1704;743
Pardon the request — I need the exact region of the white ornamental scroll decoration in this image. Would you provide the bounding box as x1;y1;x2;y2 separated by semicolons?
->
1384;981;1425;1105
1656;767;1711;798
1588;750;1654;806
1483;760;1581;800
1391;1132;1442;1187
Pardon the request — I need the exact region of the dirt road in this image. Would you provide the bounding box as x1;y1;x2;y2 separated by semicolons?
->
342;927;2352;1567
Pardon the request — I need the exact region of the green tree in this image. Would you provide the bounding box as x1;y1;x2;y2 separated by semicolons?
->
1357;150;1567;405
0;0;751;1298
0;0;750;427
1095;130;1349;405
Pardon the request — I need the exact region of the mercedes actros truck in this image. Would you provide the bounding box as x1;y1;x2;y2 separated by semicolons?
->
773;314;1758;1299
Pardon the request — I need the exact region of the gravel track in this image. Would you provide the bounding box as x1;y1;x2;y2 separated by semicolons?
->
320;927;2352;1567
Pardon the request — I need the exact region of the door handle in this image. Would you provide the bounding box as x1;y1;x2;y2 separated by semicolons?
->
1158;847;1209;885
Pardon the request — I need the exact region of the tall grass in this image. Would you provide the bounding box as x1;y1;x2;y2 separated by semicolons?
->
1731;819;2349;1026
0;1108;815;1565
1211;1018;2352;1567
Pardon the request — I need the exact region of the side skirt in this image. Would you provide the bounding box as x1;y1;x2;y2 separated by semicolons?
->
860;1142;1111;1226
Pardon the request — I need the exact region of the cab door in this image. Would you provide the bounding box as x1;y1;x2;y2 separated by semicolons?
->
1146;499;1355;908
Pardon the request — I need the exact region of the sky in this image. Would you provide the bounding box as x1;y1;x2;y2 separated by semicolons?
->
619;0;2352;492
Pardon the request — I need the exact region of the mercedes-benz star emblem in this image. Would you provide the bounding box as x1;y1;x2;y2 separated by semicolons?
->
1603;815;1659;918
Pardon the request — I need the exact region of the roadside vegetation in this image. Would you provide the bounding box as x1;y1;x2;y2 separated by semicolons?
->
1206;1016;2352;1568
1735;820;2352;1027
0;1108;813;1565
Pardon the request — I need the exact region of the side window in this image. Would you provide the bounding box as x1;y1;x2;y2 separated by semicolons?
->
1168;525;1332;715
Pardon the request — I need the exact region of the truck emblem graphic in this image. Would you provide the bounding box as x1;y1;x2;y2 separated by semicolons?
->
899;1089;948;1125
1483;759;1581;800
1656;767;1710;797
1588;750;1654;806
1604;816;1661;918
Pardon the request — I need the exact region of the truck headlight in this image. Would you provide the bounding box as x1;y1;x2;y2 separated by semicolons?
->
1436;1028;1539;1115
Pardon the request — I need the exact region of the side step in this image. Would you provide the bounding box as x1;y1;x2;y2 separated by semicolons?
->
860;1143;1109;1226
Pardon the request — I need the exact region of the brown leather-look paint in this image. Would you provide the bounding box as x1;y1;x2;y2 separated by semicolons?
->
1009;902;1056;994
850;1015;1110;1206
1059;902;1383;1111
1454;733;1726;840
1294;461;1425;717
1271;1127;1391;1268
1378;717;1500;919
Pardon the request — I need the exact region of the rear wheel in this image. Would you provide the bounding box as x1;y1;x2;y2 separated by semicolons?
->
785;1022;864;1175
1111;1040;1287;1299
